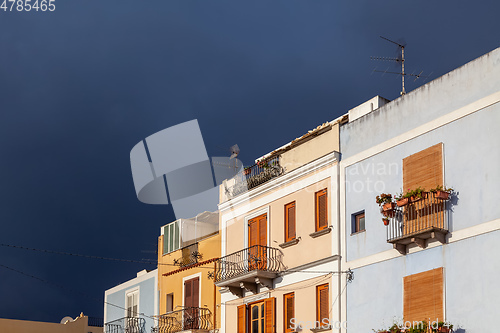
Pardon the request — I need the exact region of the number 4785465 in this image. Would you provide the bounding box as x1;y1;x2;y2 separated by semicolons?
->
1;0;56;12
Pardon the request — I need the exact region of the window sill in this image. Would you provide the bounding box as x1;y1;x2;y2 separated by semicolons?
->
311;325;332;332
350;229;366;236
279;238;300;249
309;227;332;238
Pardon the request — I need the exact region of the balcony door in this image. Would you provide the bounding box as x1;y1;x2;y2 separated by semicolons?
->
248;214;267;271
184;277;200;329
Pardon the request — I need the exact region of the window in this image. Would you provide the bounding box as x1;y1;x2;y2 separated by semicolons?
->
316;284;329;327
284;202;296;242
237;297;276;333
163;221;180;255
184;277;200;329
352;211;365;234
283;293;294;333
315;189;328;231
404;268;444;323
126;290;139;318
166;293;174;313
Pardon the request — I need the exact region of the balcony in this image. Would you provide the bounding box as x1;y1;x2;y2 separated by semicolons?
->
153;307;212;333
226;156;283;199
214;245;285;296
386;193;449;255
105;317;146;333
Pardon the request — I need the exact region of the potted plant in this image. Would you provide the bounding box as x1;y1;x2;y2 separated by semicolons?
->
376;193;395;211
243;167;251;175
382;217;390;226
407;321;428;333
395;190;410;207
388;323;402;333
430;185;453;200
408;187;428;203
257;160;269;169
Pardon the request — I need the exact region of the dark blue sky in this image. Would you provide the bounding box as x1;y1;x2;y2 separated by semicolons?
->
0;0;499;323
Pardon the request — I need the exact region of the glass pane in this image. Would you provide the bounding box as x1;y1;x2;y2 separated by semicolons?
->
163;226;169;254
174;222;179;250
261;304;264;317
359;216;365;231
252;305;258;319
261;318;265;332
252;320;258;333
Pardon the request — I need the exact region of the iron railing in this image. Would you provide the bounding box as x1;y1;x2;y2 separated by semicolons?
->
105;317;146;333
228;156;283;198
386;192;448;242
155;307;212;333
88;316;104;327
214;245;285;283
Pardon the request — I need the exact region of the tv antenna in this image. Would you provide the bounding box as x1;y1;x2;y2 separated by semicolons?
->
371;36;429;96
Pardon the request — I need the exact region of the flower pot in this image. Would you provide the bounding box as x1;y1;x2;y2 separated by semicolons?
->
437;327;451;333
383;219;390;226
382;202;396;211
411;191;428;203
243;168;251;176
397;197;410;207
382;209;395;218
434;190;450;200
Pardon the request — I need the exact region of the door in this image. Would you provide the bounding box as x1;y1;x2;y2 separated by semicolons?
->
250;302;265;333
248;214;267;270
184;277;200;329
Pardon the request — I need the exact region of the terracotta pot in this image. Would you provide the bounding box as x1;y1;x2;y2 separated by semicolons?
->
397;197;410;207
382;202;396;211
438;327;451;333
383;218;390;226
411;191;428;203
435;190;450;200
243;168;251;175
382;209;395;218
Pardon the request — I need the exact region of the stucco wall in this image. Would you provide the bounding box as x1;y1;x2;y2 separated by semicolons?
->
104;269;157;331
344;104;500;261
157;233;221;329
0;316;90;333
347;231;500;333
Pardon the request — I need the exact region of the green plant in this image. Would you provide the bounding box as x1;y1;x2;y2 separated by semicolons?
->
388;323;401;333
429;185;454;193
407;321;428;333
376;193;393;206
411;187;426;199
431;321;454;332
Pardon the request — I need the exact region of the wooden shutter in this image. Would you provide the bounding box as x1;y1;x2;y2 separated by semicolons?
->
316;284;329;324
259;214;267;246
285;202;296;242
403;143;443;191
184;277;199;308
284;293;294;333
264;297;276;333
403;144;445;233
237;304;246;333
404;268;444;323
315;189;328;231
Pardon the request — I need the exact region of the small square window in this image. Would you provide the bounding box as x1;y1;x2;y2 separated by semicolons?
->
352;211;365;234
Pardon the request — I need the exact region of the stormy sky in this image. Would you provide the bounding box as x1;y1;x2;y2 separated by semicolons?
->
0;0;499;323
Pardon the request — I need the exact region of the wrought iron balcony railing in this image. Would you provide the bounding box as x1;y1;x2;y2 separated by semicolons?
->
386;192;449;254
155;307;212;333
214;245;285;284
105;317;146;333
227;156;283;199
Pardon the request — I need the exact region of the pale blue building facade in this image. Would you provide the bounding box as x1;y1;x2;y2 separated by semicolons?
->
339;47;500;333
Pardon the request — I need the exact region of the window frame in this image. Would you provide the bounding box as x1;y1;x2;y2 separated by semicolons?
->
284;201;296;243
316;283;329;327
125;288;139;318
315;189;328;232
283;292;295;333
351;211;366;235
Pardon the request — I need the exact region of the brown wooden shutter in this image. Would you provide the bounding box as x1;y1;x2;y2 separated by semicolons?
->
192;277;199;308
316;189;328;231
404;268;444;323
259;214;267;246
237;304;246;333
284;293;294;333
403;143;443;191
184;279;192;308
316;284;329;324
264;297;276;333
285;202;296;242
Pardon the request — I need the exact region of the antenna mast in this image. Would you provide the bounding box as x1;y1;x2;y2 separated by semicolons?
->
371;36;427;96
